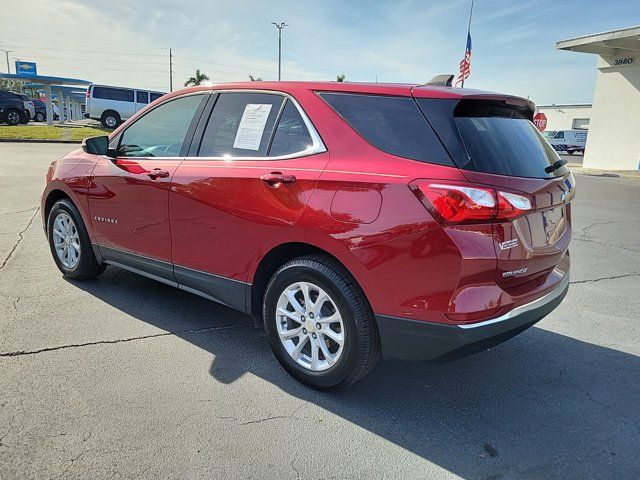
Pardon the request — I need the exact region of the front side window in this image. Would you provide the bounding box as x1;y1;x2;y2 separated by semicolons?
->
118;94;204;157
150;92;164;102
554;131;564;139
136;91;149;104
269;100;313;157
198;92;284;157
93;87;134;102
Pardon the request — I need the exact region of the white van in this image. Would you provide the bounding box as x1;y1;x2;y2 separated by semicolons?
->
85;84;165;128
546;129;588;155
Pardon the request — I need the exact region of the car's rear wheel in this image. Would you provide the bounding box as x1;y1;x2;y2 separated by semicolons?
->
101;111;120;129
263;255;380;390
35;111;45;122
5;109;21;126
47;199;106;280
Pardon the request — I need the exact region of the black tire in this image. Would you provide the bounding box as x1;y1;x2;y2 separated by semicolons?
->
47;199;106;280
19;111;30;124
4;109;21;126
35;111;45;122
100;111;121;129
263;255;380;390
567;150;574;155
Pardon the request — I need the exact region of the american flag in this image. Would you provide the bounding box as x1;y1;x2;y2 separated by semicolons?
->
455;33;472;87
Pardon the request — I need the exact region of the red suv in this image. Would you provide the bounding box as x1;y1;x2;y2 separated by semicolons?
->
42;81;573;389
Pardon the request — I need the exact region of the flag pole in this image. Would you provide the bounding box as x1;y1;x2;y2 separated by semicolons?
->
460;0;474;88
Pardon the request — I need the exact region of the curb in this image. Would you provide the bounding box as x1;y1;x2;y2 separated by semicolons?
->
0;139;81;144
570;165;640;179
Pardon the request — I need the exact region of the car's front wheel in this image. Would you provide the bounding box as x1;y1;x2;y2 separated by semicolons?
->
263;255;380;390
5;109;21;126
35;111;45;122
101;111;121;129
47;199;106;280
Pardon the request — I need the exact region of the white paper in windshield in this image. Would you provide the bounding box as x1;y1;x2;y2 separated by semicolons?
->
233;104;273;150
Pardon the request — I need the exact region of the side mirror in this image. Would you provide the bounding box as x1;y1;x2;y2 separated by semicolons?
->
82;135;116;158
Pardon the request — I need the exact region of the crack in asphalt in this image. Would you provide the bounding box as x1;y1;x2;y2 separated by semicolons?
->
0;323;252;358
570;272;640;285
0;208;40;271
0;206;38;217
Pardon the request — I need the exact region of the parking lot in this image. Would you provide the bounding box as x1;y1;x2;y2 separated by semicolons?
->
1;142;638;479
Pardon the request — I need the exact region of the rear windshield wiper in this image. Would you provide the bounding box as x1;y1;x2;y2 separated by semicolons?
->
545;159;567;173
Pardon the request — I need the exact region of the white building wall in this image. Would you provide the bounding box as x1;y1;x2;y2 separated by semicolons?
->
583;56;640;170
537;105;592;131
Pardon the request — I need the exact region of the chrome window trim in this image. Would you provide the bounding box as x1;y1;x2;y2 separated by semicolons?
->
458;268;569;330
105;89;327;162
193;88;327;161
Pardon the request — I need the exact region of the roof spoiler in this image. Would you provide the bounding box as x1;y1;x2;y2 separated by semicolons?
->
423;74;454;87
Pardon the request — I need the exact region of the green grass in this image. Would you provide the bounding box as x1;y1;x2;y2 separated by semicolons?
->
0;125;110;142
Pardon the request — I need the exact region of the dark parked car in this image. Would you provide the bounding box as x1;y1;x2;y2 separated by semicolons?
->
0;90;27;125
41;81;574;390
32;99;47;122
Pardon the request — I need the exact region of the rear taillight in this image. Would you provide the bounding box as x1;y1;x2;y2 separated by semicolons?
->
410;181;532;225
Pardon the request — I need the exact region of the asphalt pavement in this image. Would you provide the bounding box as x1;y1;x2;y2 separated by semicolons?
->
1;143;639;479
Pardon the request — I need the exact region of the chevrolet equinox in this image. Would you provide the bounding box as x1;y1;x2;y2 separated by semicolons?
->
42;81;573;389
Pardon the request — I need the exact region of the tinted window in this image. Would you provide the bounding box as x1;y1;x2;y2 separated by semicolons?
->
199;92;284;157
93;86;134;102
319;92;453;166
454;109;567;178
269;100;313;157
118;94;203;157
136;91;149;104
554;131;564;139
150;92;164;102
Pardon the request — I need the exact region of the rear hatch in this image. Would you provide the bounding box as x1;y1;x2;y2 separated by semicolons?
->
414;92;574;290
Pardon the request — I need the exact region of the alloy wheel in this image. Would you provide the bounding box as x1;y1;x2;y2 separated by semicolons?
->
52;212;81;269
276;281;345;372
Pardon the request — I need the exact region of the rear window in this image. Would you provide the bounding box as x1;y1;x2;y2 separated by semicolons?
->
418;99;568;179
92;86;134;102
319;92;454;166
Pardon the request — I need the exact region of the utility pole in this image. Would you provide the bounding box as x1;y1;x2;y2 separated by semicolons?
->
0;49;12;74
271;22;288;80
169;48;173;92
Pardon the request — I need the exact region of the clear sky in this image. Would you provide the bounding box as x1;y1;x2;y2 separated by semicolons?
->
3;0;639;104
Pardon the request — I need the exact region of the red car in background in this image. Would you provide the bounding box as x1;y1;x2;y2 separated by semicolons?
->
41;81;573;389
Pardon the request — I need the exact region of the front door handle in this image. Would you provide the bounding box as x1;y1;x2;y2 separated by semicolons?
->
260;172;296;186
147;168;170;179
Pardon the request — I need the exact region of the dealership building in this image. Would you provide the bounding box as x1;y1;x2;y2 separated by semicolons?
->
557;25;640;171
536;103;592;131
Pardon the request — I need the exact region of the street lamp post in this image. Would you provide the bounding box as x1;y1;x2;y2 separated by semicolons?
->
271;22;288;81
0;49;12;74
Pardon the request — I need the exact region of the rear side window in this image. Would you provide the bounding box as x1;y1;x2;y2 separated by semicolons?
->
198;92;284;157
118;94;204;157
150;92;164;102
319;92;454;166
93;87;134;102
269;100;313;157
136;91;149;104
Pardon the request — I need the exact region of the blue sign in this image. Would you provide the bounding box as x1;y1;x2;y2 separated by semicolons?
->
15;61;37;77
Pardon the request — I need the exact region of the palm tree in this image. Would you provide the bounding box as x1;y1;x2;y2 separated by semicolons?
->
184;69;210;87
249;74;263;81
336;74;346;82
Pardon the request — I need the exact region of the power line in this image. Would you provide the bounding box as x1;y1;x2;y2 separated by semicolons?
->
0;44;165;57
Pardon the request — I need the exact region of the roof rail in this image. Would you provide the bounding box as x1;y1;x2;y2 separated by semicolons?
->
423;74;454;87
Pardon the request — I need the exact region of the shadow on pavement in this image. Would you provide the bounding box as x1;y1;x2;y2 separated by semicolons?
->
73;266;640;479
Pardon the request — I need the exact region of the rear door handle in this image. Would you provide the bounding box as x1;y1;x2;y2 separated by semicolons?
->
260;172;296;186
147;168;170;179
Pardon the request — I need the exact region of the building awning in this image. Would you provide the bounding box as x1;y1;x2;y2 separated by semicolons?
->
556;25;640;55
0;72;91;86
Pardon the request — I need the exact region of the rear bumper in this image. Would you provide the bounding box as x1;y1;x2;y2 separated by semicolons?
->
376;272;569;361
